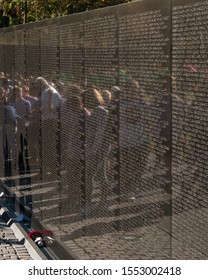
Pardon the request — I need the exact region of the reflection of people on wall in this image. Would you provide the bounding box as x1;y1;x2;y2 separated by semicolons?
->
119;79;148;196
26;81;42;171
0;76;14;106
0;88;5;177
33;76;63;181
105;86;121;193
0;86;19;184
171;74;200;201
14;86;31;175
62;94;90;213
34;77;63;121
82;87;109;210
101;89;111;110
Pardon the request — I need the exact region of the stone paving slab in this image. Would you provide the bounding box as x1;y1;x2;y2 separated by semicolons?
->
0;216;32;260
0;202;49;260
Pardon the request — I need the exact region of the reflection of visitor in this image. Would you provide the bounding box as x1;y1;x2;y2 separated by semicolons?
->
0;76;14;105
101;89;111;109
0;89;5;177
14;86;31;173
62;95;90;210
82;88;109;207
26;83;42;167
34;77;63;120
33;77;63;181
0;87;19;183
23;85;39;113
106;86;120;192
14;86;31;125
119;81;148;194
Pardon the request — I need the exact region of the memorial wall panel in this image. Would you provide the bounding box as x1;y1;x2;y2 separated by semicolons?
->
2;0;208;260
40;20;59;82
14;28;26;77
0;29;4;178
117;0;171;258
39;20;61;222
4;29;14;78
26;24;40;77
59;15;85;225
83;8;119;241
3;28;18;189
24;24;42;218
0;98;5;178
19;26;42;209
84;9;118;88
14;28;27;184
60;16;84;88
1;0;172;259
172;0;208;259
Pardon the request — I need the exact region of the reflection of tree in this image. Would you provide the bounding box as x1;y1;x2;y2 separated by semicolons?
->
0;0;132;26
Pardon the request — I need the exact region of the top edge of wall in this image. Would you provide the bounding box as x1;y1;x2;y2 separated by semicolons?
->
0;0;169;31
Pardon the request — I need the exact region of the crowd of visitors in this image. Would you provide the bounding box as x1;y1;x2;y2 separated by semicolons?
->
0;71;150;215
0;72;123;209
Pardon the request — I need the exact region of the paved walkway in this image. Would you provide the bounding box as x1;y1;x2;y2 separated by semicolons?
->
0;212;32;260
0;200;50;260
2;178;171;259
